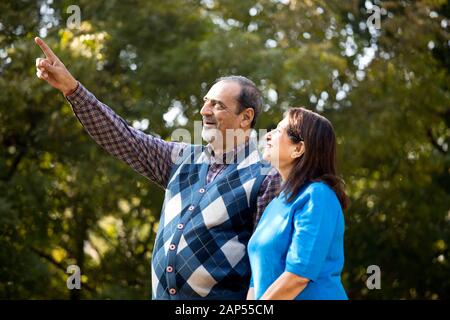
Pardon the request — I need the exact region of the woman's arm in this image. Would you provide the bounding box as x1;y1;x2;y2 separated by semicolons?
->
259;271;309;300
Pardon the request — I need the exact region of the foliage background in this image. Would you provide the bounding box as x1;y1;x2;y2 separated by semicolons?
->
0;0;449;299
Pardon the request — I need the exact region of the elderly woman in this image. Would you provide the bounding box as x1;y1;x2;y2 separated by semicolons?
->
247;107;349;300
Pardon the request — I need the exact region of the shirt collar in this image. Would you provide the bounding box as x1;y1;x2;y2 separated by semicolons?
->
204;138;251;165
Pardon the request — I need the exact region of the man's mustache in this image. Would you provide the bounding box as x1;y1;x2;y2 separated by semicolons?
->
202;117;217;124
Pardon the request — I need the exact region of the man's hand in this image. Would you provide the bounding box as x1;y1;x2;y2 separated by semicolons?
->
35;37;78;96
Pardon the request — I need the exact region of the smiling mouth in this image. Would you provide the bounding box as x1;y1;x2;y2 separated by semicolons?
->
203;122;216;126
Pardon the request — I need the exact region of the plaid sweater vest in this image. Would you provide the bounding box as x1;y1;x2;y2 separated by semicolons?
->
151;143;269;299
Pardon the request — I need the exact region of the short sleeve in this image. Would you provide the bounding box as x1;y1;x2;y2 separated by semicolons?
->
249;274;254;288
285;184;340;282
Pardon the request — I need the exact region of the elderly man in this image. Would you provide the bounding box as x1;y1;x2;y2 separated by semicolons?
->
35;37;281;300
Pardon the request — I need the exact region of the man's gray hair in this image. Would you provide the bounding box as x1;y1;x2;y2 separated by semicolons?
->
214;75;263;128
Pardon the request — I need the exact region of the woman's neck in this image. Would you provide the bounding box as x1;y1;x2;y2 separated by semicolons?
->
278;163;293;182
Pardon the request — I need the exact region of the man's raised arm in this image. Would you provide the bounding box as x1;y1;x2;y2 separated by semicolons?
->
34;37;186;188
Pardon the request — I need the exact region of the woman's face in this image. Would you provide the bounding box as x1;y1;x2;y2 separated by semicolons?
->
262;116;303;170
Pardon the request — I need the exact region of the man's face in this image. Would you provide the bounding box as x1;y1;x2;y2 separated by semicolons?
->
200;81;243;145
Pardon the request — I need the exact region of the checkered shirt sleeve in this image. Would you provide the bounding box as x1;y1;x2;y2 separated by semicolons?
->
66;82;186;188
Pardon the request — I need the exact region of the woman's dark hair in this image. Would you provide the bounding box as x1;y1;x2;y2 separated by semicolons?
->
281;107;349;210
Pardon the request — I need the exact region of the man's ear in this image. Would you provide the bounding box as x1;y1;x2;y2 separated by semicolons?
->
240;108;255;128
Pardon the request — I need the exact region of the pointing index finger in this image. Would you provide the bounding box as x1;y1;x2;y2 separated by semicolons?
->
34;37;58;61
